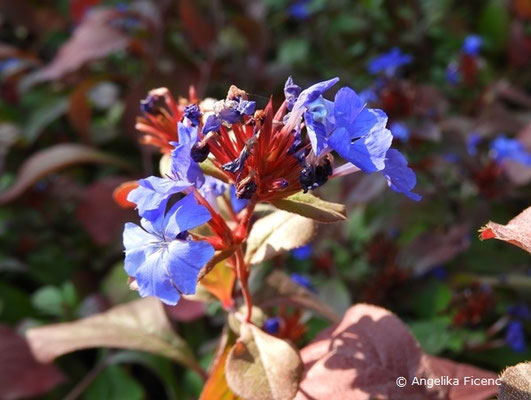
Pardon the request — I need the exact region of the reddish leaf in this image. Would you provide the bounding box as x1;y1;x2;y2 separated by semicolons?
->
0;325;64;400
200;260;236;309
112;180;138;209
68;81;94;144
423;356;499;400
480;206;531;253
76;176;137;245
295;304;498;400
0;144;132;204
165;298;206;322
70;0;102;23
29;8;130;83
178;0;215;51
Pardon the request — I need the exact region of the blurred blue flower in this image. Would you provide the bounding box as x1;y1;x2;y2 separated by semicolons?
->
289;0;311;20
390;121;410;142
445;62;460;85
462;34;483;56
505;320;526;353
290;273;315;292
359;88;378;104
490;135;531;166
263;317;281;334
508;305;531;321
367;47;412;77
429;266;448;280
123;194;214;305
292;244;312;260
467;132;482;156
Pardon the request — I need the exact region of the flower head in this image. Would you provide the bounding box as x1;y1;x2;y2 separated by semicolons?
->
462;34;483;56
123;193;214;305
367;47;412;78
490;135;531;166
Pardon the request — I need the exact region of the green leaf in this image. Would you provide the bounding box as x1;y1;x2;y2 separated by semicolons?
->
31;286;64;317
278;38;309;66
271;192;346;223
26;298;204;377
245;210;316;265
199;158;230;183
84;365;144;400
478;0;509;51
24;97;69;143
408;318;454;355
225;323;302;400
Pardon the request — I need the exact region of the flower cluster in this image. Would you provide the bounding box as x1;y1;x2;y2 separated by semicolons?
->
122;77;421;305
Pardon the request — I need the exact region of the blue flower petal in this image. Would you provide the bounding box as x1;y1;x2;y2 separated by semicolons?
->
292;77;339;112
162;193;212;239
177;122;198;148
128;176;191;219
203;113;222;134
170;143;205;188
230;185;248;213
284;76;302;111
462;34;482;56
135;249;181;305
381;149;421;201
333;87;365;128
329;108;392;172
123;222;158;276
165;240;215;295
367;47;412;77
304;97;334;157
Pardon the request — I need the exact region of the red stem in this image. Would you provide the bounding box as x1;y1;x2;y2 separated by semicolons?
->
235;246;252;322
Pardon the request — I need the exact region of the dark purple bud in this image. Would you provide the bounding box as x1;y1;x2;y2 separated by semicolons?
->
236;180;257;199
284;76;302;111
222;148;250;174
184;104;201;126
299;165;315;193
263;317;281;335
190;142;210;162
140;94;158;114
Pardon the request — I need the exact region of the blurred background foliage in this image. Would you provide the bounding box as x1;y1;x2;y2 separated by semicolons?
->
0;0;530;398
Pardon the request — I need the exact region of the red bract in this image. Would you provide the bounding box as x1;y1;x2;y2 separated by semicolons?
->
135;87;197;153
206;100;303;203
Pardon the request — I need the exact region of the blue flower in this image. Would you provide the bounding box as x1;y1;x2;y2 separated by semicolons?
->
490;135;531;166
183;104;201;126
359;88;378;104
284;76;302;111
292;244;312;260
263;317;281;334
381;149;422;201
446;62;460;85
203;98;256;134
507;305;531;321
290;273;316;292
291;77;340;115
462;35;482;56
466;132;482;156
288;0;311;20
390;122;410;142
123;194;214;305
505;320;526;353
367;47;412;77
128;124;205;219
328;87;393;173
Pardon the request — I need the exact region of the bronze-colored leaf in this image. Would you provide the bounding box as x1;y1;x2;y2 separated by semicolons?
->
26;298;204;376
245;210;316;265
226;323;302;400
271;192;346;223
480;206;531;253
0;143;132;204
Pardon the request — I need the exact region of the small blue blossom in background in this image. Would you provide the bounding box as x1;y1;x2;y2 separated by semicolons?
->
292;244;312;260
507;305;531;321
390;122;410;142
445;62;460;85
467;132;482;156
462;34;483;56
490;135;531;166
263;317;281;334
505;320;526;353
290;273;316;292
367;47;412;78
123;194;214;305
288;0;311;20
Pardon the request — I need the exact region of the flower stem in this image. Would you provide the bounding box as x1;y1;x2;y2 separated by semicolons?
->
235;246;252;322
